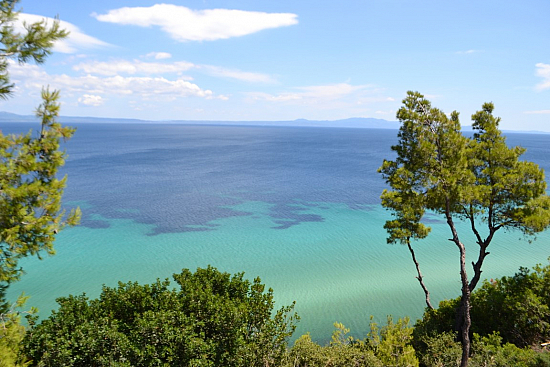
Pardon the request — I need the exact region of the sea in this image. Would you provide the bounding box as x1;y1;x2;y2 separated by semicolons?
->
2;121;550;343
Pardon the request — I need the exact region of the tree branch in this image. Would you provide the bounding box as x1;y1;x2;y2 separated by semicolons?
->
406;238;433;310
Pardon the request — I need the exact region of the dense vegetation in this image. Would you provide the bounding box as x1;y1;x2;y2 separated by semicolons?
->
1;262;550;366
23;266;297;367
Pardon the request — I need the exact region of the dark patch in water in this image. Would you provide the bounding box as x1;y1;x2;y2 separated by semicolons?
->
24;123;545;236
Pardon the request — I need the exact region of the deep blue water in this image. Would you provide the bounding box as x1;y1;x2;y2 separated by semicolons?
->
60;124;394;233
2;122;550;342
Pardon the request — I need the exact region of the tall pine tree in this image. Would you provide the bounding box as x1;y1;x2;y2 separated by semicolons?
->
0;0;79;302
379;91;550;367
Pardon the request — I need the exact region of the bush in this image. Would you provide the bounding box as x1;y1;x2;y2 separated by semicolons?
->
414;259;550;352
417;331;550;367
287;317;418;367
23;266;298;366
288;323;383;367
0;294;34;367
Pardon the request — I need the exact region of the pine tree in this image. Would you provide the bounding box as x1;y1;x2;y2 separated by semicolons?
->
379;91;550;367
0;0;79;302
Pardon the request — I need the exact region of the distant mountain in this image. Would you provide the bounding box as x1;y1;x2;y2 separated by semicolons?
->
0;111;400;129
161;117;401;129
0;111;37;122
287;117;401;129
1;112;547;133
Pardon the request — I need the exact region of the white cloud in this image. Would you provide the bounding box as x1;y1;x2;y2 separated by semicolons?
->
535;63;550;91
524;110;550;114
145;52;172;60
199;65;276;83
375;110;395;116
73;60;195;76
74;59;275;83
17;13;109;53
94;4;298;42
78;94;104;106
250;83;371;103
9;62;221;101
356;96;395;105
456;49;481;55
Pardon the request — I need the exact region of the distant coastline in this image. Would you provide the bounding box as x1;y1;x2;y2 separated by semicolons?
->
1;111;548;134
0;111;399;129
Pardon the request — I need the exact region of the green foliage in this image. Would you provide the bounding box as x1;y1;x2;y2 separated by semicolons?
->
469;333;541;367
0;294;35;367
288;332;383;367
379;91;550;366
379;90;550;261
418;331;550;367
415;260;550;351
0;0;77;286
412;298;461;355
0;88;80;285
287;317;418;367
368;316;418;367
0;1;76;363
378;91;471;245
418;331;462;367
468;102;550;236
288;322;383;367
23;266;298;367
0;315;28;367
470;261;550;347
0;0;68;98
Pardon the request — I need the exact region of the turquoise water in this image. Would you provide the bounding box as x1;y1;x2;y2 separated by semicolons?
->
9;202;550;341
3;123;550;342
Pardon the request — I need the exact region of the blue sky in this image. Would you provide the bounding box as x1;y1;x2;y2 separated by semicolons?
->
2;0;549;131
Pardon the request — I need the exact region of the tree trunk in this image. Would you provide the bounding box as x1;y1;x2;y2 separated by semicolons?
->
445;203;471;367
458;242;472;367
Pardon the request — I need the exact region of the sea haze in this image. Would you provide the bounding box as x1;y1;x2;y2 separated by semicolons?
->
3;122;550;342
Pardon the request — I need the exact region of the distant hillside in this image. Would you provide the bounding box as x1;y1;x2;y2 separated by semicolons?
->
160;117;401;129
1;112;547;133
0;111;400;129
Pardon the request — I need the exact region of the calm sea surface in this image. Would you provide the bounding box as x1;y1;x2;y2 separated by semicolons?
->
3;122;550;342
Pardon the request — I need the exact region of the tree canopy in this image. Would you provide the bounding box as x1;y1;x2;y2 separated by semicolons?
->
0;0;78;290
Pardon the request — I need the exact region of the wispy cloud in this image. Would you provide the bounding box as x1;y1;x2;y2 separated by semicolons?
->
375;110;395;116
17;13;110;53
145;52;172;60
10;62;224;101
250;83;370;102
78;94;104;106
535;63;550;91
93;4;298;42
198;65;277;83
73;60;195;76
73;59;276;83
455;49;481;55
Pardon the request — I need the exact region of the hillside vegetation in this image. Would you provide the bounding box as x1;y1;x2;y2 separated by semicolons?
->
1;262;550;366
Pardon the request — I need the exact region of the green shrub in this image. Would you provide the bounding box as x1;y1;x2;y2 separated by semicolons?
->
288;317;418;367
417;331;550;367
288;323;383;367
0;294;34;367
23;266;298;366
414;259;550;352
418;331;462;367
